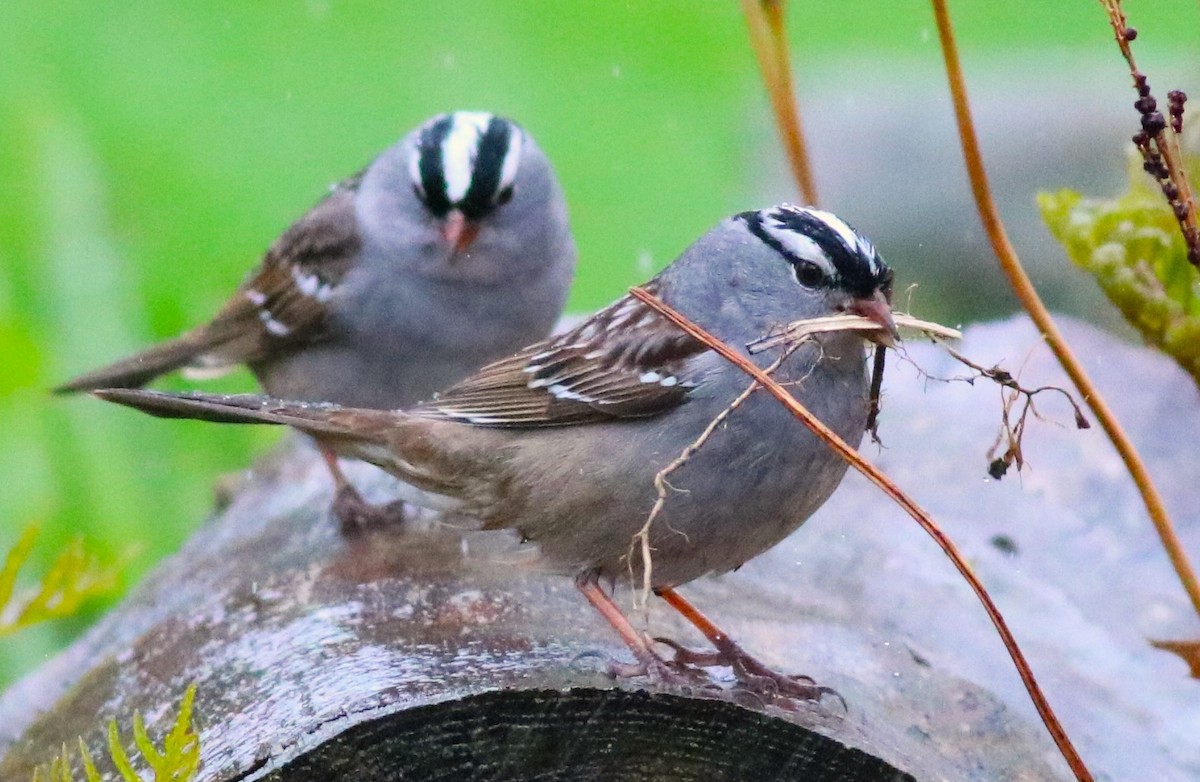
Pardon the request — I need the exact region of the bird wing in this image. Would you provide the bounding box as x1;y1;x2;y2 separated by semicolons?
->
415;281;710;427
185;171;365;372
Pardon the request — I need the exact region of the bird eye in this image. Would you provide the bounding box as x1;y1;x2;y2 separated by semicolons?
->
793;261;825;288
412;183;425;202
496;186;514;206
880;267;895;299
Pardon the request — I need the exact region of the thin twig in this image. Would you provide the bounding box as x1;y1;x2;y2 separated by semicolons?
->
865;346;887;444
750;313;961;444
930;0;1200;623
935;344;1092;479
741;0;819;205
630;285;1094;782
893;342;1089;478
627;344;802;608
941;345;1089;428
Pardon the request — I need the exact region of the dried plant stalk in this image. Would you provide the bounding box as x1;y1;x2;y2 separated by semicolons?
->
747;312;960;354
741;0;819;205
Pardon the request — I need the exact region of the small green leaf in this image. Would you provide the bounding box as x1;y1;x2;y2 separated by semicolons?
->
1038;154;1200;387
149;684;201;782
78;738;101;782
54;744;71;782
0;523;39;616
132;710;162;767
106;719;139;782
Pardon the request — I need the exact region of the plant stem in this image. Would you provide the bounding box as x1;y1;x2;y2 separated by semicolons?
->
741;0;819;206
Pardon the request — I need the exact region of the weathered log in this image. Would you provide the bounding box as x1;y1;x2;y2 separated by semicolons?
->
1;316;1197;780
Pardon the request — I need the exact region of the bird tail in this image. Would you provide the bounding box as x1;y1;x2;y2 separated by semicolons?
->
92;388;391;440
54;334;213;394
94;389;473;512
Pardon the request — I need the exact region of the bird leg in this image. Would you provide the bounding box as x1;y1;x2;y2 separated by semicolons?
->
320;446;407;536
654;587;841;705
575;573;708;685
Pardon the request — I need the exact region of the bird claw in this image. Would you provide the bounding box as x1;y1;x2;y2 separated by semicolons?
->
332;486;407;537
654;635;845;709
568;649;613;673
731;667;845;711
612;653;715;688
571;647;713;688
652;636;725;667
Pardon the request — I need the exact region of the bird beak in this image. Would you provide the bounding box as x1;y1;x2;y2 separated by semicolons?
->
849;290;900;347
442;210;481;263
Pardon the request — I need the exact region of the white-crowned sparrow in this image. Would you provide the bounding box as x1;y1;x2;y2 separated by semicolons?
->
57;110;576;404
59;111;577;529
96;205;895;697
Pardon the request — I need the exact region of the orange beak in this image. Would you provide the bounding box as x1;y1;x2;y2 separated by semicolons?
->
849;290;900;347
442;210;481;263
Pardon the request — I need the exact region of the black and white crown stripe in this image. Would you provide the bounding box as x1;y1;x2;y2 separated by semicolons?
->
226;115;530;347
738;205;891;298
408;112;525;220
439;112;492;203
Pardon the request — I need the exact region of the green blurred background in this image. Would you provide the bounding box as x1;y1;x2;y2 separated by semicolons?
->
0;1;1195;687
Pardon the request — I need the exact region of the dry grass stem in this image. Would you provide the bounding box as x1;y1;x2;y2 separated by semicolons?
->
748;312;960;354
631;285;1094;782
741;0;819;205
931;0;1200;626
865;346;888;443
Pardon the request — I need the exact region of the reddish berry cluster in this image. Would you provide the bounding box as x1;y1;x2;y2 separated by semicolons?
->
1123;47;1199;266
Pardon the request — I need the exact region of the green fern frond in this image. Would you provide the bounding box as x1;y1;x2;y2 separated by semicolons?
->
31;684;200;782
152;685;201;781
106;719;139;781
0;525;40;620
0;522;123;637
29;743;72;782
78;739;101;782
1039;154;1200;387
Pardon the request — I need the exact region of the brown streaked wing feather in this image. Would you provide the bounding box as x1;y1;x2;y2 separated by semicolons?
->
188;173;365;368
416;284;710;427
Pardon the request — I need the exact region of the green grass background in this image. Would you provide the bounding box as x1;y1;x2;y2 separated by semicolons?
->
0;1;1194;687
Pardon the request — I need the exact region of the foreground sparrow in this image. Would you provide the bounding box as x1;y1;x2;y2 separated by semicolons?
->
97;205;895;698
59;111;577;529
